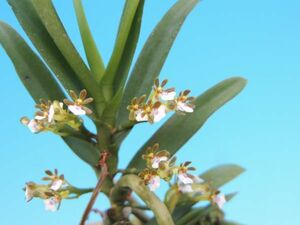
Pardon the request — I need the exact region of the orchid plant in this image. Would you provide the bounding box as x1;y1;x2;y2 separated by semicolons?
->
0;0;247;225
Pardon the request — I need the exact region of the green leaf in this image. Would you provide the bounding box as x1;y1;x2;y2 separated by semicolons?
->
73;0;105;82
200;164;245;189
63;136;99;167
127;77;247;170
0;21;66;102
30;0;104;104
117;0;199;126
8;0;86;95
101;0;140;100
113;0;145;95
112;175;175;225
0;22;99;168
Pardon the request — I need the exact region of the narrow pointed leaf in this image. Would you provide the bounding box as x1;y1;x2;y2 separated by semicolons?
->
113;0;145;94
0;21;65;101
112;175;175;225
128;77;247;170
118;0;199;126
8;0;86;95
30;0;104;104
101;0;140;100
200;164;245;189
73;0;105;82
0;22;98;168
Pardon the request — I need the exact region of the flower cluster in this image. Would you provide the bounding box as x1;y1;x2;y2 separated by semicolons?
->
21;89;93;134
24;169;69;212
138;144;227;209
127;79;195;123
139;144;198;193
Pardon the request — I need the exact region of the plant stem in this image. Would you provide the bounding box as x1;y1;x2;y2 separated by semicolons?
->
79;162;108;225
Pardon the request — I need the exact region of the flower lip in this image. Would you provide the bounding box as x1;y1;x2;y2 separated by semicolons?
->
44;197;60;212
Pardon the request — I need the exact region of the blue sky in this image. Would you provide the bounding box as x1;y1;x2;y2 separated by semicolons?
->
1;0;300;224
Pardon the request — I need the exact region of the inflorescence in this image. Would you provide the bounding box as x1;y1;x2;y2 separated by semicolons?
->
21;89;93;135
127;79;195;124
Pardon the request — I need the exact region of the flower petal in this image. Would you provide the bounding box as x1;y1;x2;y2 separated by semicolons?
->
177;102;194;113
178;173;194;184
161;91;176;100
68;105;86;115
44;198;59;212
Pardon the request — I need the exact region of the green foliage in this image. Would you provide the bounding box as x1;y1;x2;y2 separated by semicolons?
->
73;0;105;82
117;0;200;126
1;1;247;225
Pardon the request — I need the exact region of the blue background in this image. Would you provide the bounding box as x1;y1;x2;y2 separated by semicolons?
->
1;0;300;224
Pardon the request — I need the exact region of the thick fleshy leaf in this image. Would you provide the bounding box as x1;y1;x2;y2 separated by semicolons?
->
118;0;199;126
8;0;86;95
127;77;247;170
63;136;99;167
0;21;65;101
73;0;105;82
101;0;140;100
112;175;175;225
30;0;104;103
200;164;245;189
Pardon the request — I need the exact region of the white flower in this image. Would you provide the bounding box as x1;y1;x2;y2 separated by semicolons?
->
50;179;63;191
25;184;34;202
135;109;148;122
44;197;59;212
152;105;166;123
213;194;226;209
151;156;168;169
176;101;194;113
68;105;86;116
148;175;160;191
27;119;40;133
178;182;193;193
178;173;194;185
48;102;63;123
160;91;176;101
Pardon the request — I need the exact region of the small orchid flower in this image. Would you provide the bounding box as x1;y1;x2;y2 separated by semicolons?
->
142;101;167;123
175;90;195;113
139;169;161;191
50;179;63;191
148;175;161;191
24;183;35;202
135;109;148;122
153;79;176;101
151;155;168;169
127;95;147;121
152;104;167;123
34;99;55;123
212;193;226;209
177;161;196;184
21;117;42;133
142;144;170;169
64;89;94;116
178;173;194;184
44;197;60;212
